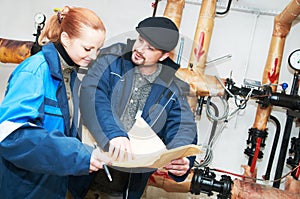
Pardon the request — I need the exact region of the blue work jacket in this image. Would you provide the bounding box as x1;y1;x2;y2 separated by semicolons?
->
80;39;198;198
0;43;92;199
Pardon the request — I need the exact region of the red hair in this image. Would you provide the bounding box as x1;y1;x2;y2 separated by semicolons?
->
38;6;105;45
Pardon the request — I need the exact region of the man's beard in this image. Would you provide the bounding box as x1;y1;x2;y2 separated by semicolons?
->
132;50;145;65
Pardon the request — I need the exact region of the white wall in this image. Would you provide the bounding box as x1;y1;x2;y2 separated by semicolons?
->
1;0;300;195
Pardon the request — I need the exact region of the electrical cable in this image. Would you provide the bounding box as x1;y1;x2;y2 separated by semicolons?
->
194;145;213;167
208;120;228;147
206;96;229;121
198;76;256;167
195;119;229;167
206;76;253;122
207;100;219;145
198;76;258;168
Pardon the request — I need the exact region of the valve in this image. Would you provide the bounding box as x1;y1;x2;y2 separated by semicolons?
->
244;128;268;167
190;167;233;199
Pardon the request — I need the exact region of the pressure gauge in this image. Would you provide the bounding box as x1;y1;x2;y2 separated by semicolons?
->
288;49;300;72
34;13;46;25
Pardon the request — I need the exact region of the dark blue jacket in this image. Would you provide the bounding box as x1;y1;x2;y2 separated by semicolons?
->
0;43;92;199
80;39;197;198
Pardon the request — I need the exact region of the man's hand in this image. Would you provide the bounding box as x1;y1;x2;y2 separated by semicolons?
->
164;157;190;176
89;145;112;173
109;137;134;162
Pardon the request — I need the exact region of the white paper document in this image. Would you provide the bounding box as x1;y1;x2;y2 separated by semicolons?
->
81;117;201;168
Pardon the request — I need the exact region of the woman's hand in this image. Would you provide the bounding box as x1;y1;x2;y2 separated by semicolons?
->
89;145;112;173
164;157;190;176
109;137;134;162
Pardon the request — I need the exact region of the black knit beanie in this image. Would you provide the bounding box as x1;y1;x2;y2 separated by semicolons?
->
136;17;179;52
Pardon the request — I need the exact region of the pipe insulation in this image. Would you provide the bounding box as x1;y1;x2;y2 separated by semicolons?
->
253;0;300;130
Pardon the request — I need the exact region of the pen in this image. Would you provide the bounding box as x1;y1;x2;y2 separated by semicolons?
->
103;164;113;182
93;143;113;182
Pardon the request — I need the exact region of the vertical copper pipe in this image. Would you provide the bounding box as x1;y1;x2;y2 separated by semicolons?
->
188;0;216;74
253;0;300;130
249;0;300;181
168;0;224;107
163;0;185;62
163;0;185;28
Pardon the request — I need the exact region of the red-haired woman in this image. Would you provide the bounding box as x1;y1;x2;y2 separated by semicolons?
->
0;6;108;199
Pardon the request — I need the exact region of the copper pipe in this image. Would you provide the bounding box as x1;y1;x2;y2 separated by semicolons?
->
188;0;216;75
173;0;224;98
231;179;300;199
253;0;300;130
162;0;223;108
0;38;33;64
163;0;185;28
176;67;224;97
163;0;224;99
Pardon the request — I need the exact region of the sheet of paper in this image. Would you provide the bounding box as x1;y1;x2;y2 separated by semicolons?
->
127;117;166;159
112;144;201;168
81;117;201;168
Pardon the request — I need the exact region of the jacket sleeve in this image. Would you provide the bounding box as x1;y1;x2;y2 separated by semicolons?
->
0;64;46;142
0;61;92;176
80;54;128;151
162;87;198;182
163;93;197;150
0;126;92;176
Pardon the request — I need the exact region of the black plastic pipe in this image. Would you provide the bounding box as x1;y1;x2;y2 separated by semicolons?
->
273;72;299;188
264;115;281;180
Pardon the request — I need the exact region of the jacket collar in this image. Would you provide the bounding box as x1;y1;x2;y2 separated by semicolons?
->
42;42;79;80
54;42;79;67
42;43;63;80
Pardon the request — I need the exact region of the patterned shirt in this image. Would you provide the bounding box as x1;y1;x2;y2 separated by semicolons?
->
121;64;162;131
